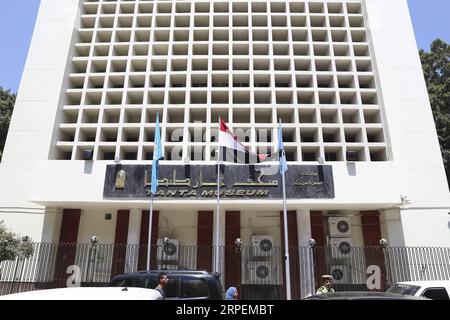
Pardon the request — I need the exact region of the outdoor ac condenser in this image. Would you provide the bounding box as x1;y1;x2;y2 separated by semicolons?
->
330;264;352;284
251;235;274;257
328;217;352;237
330;237;353;259
156;239;179;261
246;261;276;285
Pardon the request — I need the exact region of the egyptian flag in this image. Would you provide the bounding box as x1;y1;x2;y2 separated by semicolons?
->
219;118;272;164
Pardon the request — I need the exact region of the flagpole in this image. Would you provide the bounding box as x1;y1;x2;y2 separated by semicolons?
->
281;168;292;300
278;119;292;300
147;193;154;270
215;132;221;273
147;112;161;271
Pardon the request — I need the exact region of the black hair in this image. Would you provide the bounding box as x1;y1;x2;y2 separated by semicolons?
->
159;272;167;281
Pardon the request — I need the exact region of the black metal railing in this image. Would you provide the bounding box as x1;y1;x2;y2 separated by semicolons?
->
1;243;449;299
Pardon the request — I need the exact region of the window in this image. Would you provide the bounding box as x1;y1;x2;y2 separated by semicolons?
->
180;278;209;298
421;288;450;300
387;284;420;295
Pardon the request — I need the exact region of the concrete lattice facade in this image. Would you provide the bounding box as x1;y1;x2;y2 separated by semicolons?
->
50;0;388;164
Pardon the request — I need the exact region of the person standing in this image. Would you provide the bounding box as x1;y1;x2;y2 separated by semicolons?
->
225;287;239;300
316;275;335;294
155;272;168;299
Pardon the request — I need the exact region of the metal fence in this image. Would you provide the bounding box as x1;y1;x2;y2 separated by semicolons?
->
1;243;449;298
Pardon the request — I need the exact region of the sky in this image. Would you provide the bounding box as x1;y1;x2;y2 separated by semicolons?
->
0;0;449;93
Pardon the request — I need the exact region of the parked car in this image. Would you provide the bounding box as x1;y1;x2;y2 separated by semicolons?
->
386;281;450;300
304;291;429;300
108;270;224;300
0;287;163;300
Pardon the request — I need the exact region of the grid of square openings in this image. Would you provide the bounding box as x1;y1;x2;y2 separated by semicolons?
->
54;0;388;162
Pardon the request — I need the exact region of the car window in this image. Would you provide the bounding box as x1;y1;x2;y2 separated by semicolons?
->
212;276;225;299
402;285;421;295
144;276;179;298
421;287;450;300
109;277;140;287
386;285;404;294
387;284;420;296
180;278;209;298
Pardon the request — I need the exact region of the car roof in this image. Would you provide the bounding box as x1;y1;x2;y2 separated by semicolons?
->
305;291;429;300
0;287;163;300
113;270;217;277
395;281;450;287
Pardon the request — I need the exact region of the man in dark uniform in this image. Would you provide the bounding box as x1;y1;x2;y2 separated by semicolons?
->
316;274;335;294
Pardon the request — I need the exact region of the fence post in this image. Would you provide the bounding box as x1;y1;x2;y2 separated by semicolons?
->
16;257;25;294
380;239;392;288
9;258;19;295
87;236;98;283
308;239;317;295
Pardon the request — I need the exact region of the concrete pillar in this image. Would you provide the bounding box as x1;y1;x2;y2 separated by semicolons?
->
125;208;142;273
297;209;314;298
380;208;405;246
40;207;63;243
297;210;312;246
127;209;142;245
212;208;226;281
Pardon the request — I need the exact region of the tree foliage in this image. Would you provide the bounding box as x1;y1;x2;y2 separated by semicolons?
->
0;88;16;160
0;221;33;263
419;39;450;186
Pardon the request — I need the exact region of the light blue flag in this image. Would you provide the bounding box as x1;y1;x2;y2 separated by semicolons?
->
278;119;288;175
151;113;163;194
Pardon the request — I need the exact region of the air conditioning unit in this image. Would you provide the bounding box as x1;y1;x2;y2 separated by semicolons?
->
92;254;112;282
246;261;276;285
330;237;353;259
328;217;352;237
251;235;274;257
330;264;351;284
156;238;179;261
157;263;179;270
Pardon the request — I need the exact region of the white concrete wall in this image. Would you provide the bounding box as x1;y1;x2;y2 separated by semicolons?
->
40;207;63;243
0;211;46;242
77;208;117;244
381;208;450;247
159;209;197;245
380;209;405;246
241;211;281;246
349;212;364;247
365;0;449;205
27;160;414;208
364;0;450;245
0;0;81;239
400;209;450;246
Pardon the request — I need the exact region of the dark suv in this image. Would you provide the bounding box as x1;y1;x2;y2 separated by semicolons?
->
108;270;224;300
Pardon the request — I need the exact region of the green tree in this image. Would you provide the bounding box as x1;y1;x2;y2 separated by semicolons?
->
419;39;450;186
0;221;33;263
0;88;16;161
